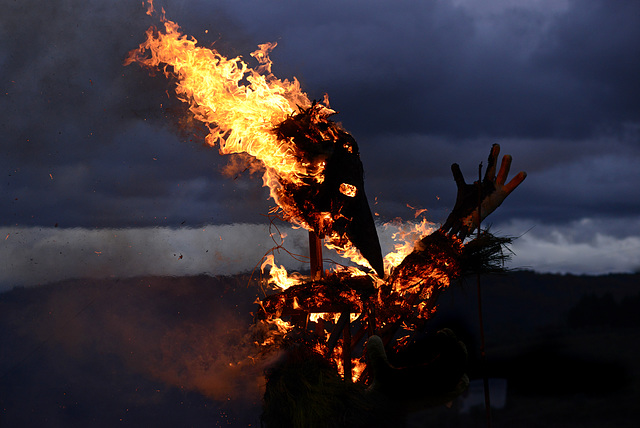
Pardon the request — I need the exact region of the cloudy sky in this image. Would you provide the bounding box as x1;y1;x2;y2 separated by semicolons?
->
2;0;639;288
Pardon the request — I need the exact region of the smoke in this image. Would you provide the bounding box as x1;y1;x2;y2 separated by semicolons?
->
4;217;639;292
0;218;437;413
1;221;442;291
12;273;273;409
146;317;288;404
0;223;308;291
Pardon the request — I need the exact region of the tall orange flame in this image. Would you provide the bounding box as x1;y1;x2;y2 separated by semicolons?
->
125;6;332;206
127;2;484;390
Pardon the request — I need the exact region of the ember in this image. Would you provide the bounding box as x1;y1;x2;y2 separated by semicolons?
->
127;1;526;424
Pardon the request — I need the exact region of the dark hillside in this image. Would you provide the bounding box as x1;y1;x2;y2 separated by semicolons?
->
1;271;639;427
416;270;640;427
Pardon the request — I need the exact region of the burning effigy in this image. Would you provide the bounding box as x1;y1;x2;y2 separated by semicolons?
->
126;2;526;426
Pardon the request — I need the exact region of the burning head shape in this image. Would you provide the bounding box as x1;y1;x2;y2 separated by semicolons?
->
125;13;384;276
273;104;384;276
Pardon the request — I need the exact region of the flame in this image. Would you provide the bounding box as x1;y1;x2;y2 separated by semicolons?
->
128;3;466;386
383;218;436;272
255;318;294;348
125;7;334;207
260;254;302;291
320;217;437;278
335;356;367;383
339;183;357;197
144;0;155;16
351;359;367;382
309;312;340;324
309;312;360;324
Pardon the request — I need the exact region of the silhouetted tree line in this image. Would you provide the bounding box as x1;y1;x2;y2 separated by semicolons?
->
568;292;640;329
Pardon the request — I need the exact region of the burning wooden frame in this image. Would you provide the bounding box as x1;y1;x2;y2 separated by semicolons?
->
255;223;515;384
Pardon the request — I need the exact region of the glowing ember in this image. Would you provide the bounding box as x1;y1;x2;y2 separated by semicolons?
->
339;182;357;197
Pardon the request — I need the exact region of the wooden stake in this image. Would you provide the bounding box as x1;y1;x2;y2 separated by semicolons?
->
308;231;352;381
309;231;324;279
343;313;352;383
326;312;350;354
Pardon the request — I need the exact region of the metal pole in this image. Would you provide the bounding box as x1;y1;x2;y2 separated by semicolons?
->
477;163;491;428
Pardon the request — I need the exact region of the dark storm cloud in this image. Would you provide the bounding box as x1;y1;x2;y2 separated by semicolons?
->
204;0;640;140
0;0;276;227
363;133;640;224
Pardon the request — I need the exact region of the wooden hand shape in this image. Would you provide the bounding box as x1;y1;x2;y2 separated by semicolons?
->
441;144;526;239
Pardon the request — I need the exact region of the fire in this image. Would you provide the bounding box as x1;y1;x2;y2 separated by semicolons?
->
339;183;357;197
254;317;294;348
336;356;367;383
126;3;384;274
309;312;360;324
351;358;367;382
260;254;302;291
383;218;436;273
127;3;518;392
323;236;373;273
125;17;314;184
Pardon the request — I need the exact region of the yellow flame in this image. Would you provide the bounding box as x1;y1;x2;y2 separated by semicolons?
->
260;254;301;290
127;8;377;269
125;11;332;202
351;358;367;382
383;218;436;272
309;312;360;323
335;355;367;383
324;233;373;272
256;318;294;347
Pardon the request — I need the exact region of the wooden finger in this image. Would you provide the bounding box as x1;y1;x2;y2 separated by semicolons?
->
496;155;512;186
484;144;500;180
502;171;527;195
451;163;466;187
